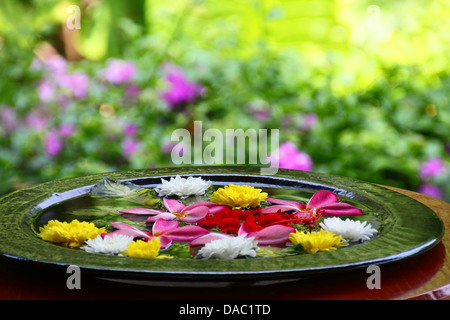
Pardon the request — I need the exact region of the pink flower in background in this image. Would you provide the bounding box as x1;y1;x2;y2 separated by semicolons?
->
35;55;90;102
418;184;443;199
123;123;138;136
160;63;203;108
43;55;68;74
0;107;19;134
26;110;48;131
245;101;271;122
126;84;140;98
58;123;75;138
42;123;75;157
161;141;186;157
268;141;313;171
252;109;271;122
103;59;136;84
37;79;56;103
121;123;140;158
45;131;63;156
121;137;140;158
303;113;318;130
61;73;90;99
420;157;447;180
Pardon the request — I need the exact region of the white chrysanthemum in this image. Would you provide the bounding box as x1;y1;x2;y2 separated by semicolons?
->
154;175;212;198
196;235;258;260
80;234;134;255
319;217;378;242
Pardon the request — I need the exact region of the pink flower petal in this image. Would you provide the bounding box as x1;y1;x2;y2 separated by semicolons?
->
189;233;233;247
118;208;166;215
185;201;227;213
158;236;173;249
108;221;151;239
145;212;177;223
246;225;295;245
182;206;210;223
152;219;179;235
164;225;210;243
265;198;306;211
319;203;363;216
266;198;300;206
261;205;297;214
163;198;186;213
306;190;338;209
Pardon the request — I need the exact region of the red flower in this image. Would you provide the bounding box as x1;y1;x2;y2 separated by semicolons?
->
198;206;307;235
199;207;258;234
238;215;295;245
241;212;300;231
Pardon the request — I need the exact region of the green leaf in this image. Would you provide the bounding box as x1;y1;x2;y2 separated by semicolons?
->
90;177;145;197
162;242;193;259
282;243;305;255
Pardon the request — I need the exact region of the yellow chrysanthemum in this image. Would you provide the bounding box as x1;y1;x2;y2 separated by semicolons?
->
38;219;106;248
210;184;268;209
289;229;347;254
121;238;170;259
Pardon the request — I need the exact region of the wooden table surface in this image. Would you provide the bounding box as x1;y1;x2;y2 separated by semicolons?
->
0;185;448;300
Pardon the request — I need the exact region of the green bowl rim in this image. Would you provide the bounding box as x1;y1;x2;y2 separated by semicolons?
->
0;166;444;283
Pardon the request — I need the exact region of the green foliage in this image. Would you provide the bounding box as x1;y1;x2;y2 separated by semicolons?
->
0;0;449;201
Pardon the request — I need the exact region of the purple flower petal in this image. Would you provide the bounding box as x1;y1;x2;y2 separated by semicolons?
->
268;141;313;171
418;184;443;199
103;58;137;84
420;157;447;180
160;63;203;107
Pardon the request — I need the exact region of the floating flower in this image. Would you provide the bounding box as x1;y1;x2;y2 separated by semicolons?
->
106;220;210;249
196;235;258;260
261;198;306;213
189;232;233;247
80;234;134;255
121;238;170;259
198;207;258;234
238;215;295;245
90;177;145;198
148;219;209;248
289;229;346;254
319;217;377;242
210;184;268;209
118;198;222;223
154;176;212;198
104;221;151;238
263;190;363;217
38;219;106;248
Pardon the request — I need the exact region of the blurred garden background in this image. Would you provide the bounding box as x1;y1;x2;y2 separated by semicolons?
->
0;0;449;201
